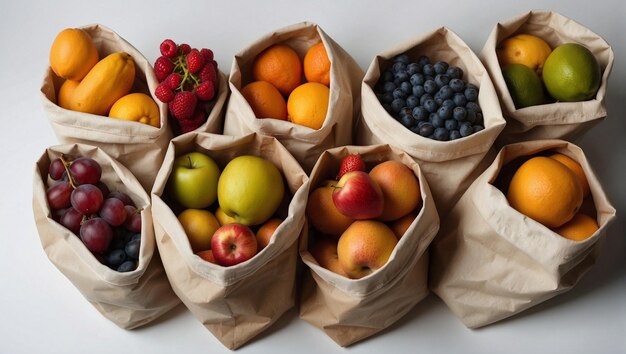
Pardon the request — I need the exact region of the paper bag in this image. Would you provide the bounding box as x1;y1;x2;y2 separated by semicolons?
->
151;132;308;350
298;144;439;347
430;139;616;328
356;27;506;216
479;10;614;146
40;23;174;191
224;21;364;173
32;143;180;329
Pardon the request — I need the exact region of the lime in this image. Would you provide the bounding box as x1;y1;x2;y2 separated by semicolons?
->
542;43;601;102
502;63;545;109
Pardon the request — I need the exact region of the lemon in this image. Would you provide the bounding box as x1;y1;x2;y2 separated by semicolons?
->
502;64;545;109
542;43;601;102
109;93;161;128
496;34;552;74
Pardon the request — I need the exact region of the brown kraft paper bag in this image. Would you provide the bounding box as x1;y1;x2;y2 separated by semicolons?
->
40;24;177;191
151;132;308;350
32;144;181;329
479;10;614;146
430;139;616;328
357;27;506;216
224;21;364;173
299;144;439;347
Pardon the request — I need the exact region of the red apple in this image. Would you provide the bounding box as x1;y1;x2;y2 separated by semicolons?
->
332;171;384;220
196;249;217;264
211;223;258;266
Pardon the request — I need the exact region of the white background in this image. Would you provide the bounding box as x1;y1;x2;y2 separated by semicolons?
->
1;1;624;353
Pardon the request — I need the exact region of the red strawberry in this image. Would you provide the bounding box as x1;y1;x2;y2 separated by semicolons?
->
154;56;174;81
169;91;197;120
164;73;182;90
198;63;217;83
160;39;177;58
194;81;215;101
186;49;205;74
154;83;174;103
337;154;366;179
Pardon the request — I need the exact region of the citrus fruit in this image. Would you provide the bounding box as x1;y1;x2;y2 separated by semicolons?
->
542;43;601;102
177;209;220;252
49;28;99;81
552;213;598;241
496;34;552;74
57;79;80;110
252;44;302;96
109;93;160;128
502;64;545;108
549;153;590;197
240;81;288;120
303;42;331;87
506;156;583;228
287;82;330;130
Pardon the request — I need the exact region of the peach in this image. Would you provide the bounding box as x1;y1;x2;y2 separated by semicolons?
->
337;220;398;279
306;186;354;237
369;161;421;221
309;236;347;276
389;210;418;239
196;249;217;264
256;218;282;251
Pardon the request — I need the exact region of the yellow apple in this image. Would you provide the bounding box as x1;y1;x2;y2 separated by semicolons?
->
369;161;421;221
177;209;220;252
215;206;238;226
337;220;398;279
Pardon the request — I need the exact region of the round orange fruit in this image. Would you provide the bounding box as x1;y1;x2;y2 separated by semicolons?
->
552;213;598;241
303;42;331;87
549;153;590;198
252;44;302;96
240;81;288;120
49;28;99;81
287;82;330;130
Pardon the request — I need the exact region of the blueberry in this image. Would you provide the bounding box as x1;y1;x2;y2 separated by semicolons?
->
445;119;458;130
417;55;430;67
434;96;443;106
391;98;406;113
406;95;419;109
475;112;484;125
392;61;407;74
435;74;450;88
106;249;126;267
464;86;479;102
459;122;474;137
419;94;433;106
410;73;425;86
446;66;463;79
412;84;425;98
412;106;428;120
466;110;476;124
433;127;450;141
424;80;437;94
131;233;141;242
400;81;412;95
125;239;141;260
438;85;454;100
449;78;465;93
453;106;467;121
433;61;449;75
442;99;455;108
422;64;435;77
406;62;421;75
409;125;421;135
382;103;392;113
399;107;413;118
393;88;407;100
381;70;394;83
394;54;411;64
400;114;414;128
423;98;438;113
430;113;444;128
465;101;481;113
449;130;461;140
453;93;467;107
417;120;429;128
438;105;452;120
117;260;136;273
383;81;396;93
395;71;410;82
473;125;485;133
381;92;394;104
110;234;126;251
418;122;434;137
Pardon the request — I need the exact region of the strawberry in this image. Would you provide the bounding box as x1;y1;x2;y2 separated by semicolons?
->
186;49;205;74
160;39;177;58
194;81;215;101
337;154;366;179
154;56;174;81
169;91;197;120
154;83;174;103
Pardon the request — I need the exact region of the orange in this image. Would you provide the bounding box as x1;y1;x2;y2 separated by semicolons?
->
240;81;288;120
552;213;598;241
496;34;552;74
287;82;330;130
252;44;302;96
49;28;99;81
549;153;591;198
506;156;583;228
57;79;80;110
109;93;161;128
303;42;331;87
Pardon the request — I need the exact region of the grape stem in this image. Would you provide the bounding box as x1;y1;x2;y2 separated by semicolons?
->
59;154;78;189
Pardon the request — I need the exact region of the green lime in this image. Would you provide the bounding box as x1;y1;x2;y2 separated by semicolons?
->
542;43;601;102
502;63;545;109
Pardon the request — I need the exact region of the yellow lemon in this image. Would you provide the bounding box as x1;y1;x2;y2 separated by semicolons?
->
497;34;552;74
109;93;161;128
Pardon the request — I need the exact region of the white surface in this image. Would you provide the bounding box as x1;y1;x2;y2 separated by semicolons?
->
1;1;624;353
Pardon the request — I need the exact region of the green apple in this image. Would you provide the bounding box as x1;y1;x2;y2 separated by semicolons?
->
217;155;284;226
169;152;220;209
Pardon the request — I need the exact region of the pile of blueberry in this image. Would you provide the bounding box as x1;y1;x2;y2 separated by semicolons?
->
374;54;485;141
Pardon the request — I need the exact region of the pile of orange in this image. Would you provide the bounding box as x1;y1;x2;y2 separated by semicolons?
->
241;41;331;130
506;152;598;241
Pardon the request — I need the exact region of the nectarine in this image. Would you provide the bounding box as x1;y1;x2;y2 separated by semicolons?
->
369;161;421;221
337;220;398;279
307;186;354;237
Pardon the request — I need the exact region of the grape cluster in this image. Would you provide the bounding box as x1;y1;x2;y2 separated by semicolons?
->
45;155;142;272
374;54;485;141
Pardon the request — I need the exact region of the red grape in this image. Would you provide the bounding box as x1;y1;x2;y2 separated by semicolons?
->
51;207;69;222
49;158;66;180
124;205;142;233
71;184;103;214
97;181;110;198
61;207;84;235
80;218;112;254
46;181;73;210
108;191;134;206
70;157;102;185
99;198;127;226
